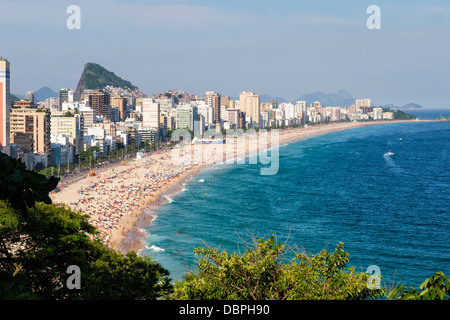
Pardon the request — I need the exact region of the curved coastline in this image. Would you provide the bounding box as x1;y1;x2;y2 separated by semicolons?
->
50;119;442;255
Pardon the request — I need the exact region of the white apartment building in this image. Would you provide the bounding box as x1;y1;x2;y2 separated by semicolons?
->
50;112;84;155
197;104;214;125
373;107;383;120
355;99;371;110
142;98;160;129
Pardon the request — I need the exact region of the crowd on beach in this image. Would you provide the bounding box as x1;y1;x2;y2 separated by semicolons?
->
59;150;195;250
52;121;392;253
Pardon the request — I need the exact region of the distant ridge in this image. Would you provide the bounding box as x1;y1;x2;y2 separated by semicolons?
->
295;89;355;107
11;86;57;102
36;86;58;101
75;62;138;99
259;89;355;107
382;103;424;110
259;90;425;110
398;103;424;110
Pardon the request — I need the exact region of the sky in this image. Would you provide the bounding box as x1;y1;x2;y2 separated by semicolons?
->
1;0;450;108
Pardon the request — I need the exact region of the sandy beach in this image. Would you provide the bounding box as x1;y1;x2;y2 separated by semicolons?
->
50;120;430;254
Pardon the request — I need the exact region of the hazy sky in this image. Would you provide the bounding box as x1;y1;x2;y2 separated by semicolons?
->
1;0;450;107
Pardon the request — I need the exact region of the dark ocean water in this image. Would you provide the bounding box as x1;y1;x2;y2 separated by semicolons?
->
140;120;450;289
407;108;450;120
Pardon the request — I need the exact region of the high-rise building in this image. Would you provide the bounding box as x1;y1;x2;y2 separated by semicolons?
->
267;99;278;109
79;104;95;134
10;106;51;155
13;100;37;109
360;106;373;114
142;98;160;129
176;104;198;131
373;107;383;120
239;91;260;125
88;90;111;120
45;97;59;110
25;91;37;104
159;115;168;140
226;109;239;125
0;57;10;155
50;113;84;155
194;114;205;137
220;96;230;108
355;99;371;111
330;107;341;121
111;96;128;122
156;98;174;113
204;91;221;123
11;132;34;153
59;89;74;111
197;104;214;125
311;101;321;108
138;127;158;145
110;107;120;123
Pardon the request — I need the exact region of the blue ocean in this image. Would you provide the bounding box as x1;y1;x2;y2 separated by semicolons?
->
140;119;450;290
407;108;450;120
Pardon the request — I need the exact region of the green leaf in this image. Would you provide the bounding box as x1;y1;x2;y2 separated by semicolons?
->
430;290;436;300
419;278;430;290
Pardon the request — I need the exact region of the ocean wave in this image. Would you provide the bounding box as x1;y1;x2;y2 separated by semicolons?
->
164;195;174;203
147;244;165;252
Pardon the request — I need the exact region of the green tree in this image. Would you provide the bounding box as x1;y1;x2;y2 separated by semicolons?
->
0;151;172;300
170;235;385;300
393;110;416;120
387;272;450;300
78;146;101;165
1;201;172;299
38;166;57;179
33;162;45;173
0;151;59;215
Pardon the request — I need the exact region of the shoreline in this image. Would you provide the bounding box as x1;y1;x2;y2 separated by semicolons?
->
50;119;443;255
117;162;208;253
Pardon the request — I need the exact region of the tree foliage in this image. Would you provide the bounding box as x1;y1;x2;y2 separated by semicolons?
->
83;62;137;91
2;150;447;301
170;235;385;300
0;151;59;216
382;107;416;120
387;272;450;300
0;151;172;300
0;200;173;300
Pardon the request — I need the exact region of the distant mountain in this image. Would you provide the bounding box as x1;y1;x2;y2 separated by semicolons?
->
255;90;356;106
249;90;425;110
382;103;424;110
398;103;424;110
229;94;288;103
10;94;21;101
76;62;138;99
36;86;58;101
259;94;289;103
295;89;355;107
245;90;356;106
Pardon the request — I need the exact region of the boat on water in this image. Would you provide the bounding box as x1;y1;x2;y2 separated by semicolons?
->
384;151;395;156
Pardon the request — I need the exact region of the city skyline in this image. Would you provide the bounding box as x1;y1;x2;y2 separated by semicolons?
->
1;0;450;108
